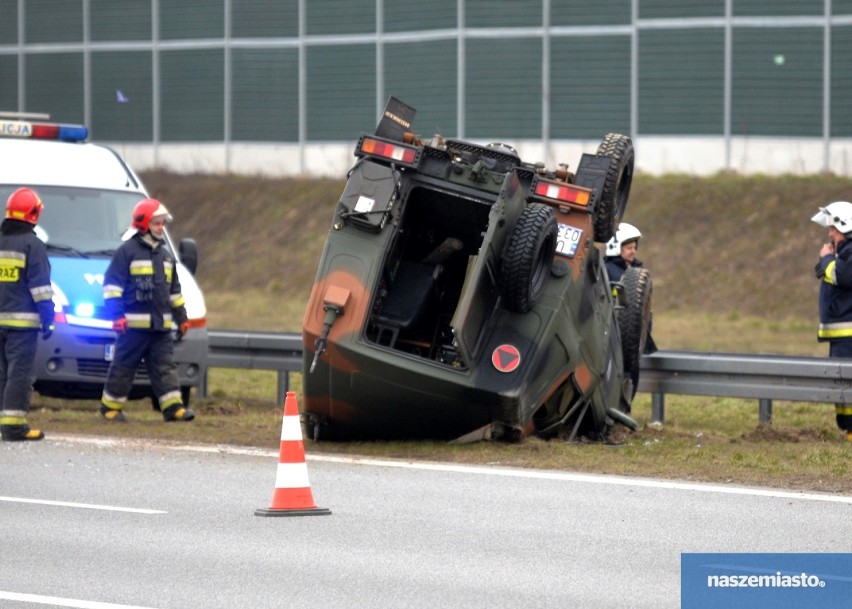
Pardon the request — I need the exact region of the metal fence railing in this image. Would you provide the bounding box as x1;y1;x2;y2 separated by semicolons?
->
204;331;852;424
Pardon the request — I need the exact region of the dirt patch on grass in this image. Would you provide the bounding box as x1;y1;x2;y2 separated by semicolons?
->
740;424;833;443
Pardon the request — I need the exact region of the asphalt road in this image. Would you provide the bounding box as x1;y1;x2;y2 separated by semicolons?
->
2;435;850;609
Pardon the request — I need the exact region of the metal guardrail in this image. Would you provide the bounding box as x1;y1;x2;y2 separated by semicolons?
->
202;331;852;424
637;350;852;424
200;331;304;405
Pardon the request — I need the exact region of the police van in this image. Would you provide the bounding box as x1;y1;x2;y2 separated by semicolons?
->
0;112;208;405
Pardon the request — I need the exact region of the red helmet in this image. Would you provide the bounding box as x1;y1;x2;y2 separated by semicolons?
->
131;198;172;232
5;187;43;225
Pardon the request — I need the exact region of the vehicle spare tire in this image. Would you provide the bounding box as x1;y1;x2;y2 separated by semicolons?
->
593;133;635;243
616;266;653;382
501;203;557;314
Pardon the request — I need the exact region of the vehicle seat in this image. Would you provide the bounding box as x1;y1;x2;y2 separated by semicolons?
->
374;260;441;345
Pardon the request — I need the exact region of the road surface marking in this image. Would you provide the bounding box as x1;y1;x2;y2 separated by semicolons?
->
0;496;165;514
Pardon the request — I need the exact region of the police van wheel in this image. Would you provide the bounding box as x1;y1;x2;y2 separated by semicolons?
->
593;133;634;243
500;203;557;313
616;266;653;381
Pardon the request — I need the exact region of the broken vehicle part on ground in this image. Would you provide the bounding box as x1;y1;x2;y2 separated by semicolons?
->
302;97;651;442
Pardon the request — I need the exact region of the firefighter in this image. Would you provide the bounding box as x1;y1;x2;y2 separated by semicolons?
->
100;198;194;423
605;223;657;354
0;188;54;441
812;201;852;441
605;222;658;398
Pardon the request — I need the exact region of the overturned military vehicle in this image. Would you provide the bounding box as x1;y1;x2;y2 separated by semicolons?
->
301;98;651;442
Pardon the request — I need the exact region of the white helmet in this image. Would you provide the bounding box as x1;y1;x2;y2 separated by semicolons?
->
606;223;642;257
812;201;852;233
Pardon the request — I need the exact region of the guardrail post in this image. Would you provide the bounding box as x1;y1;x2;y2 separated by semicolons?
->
276;371;289;405
651;392;665;424
759;398;772;424
198;368;209;398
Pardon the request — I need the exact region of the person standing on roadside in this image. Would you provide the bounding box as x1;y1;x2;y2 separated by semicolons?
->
812;201;852;442
605;221;658;344
0;188;54;442
99;198;194;423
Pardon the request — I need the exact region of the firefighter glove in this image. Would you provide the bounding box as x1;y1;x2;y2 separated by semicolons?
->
113;317;128;334
41;322;53;341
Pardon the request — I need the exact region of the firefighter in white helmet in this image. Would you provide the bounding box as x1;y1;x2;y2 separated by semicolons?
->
812;200;852;441
605;222;658;398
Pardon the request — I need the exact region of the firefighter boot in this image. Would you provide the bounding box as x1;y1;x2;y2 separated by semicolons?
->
163;404;195;422
1;424;44;441
99;404;127;422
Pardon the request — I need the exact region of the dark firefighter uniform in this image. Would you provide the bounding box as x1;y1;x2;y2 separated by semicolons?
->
100;231;189;421
815;236;852;433
0;219;54;441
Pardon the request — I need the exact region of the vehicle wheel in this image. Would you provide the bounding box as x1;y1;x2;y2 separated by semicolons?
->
616;267;653;383
593;133;634;243
500;203;557;313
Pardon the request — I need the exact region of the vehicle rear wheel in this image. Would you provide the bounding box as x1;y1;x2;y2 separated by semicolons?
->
500;203;557;313
593;133;634;243
616;266;653;386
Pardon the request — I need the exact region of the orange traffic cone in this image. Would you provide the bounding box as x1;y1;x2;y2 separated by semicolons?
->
255;391;331;517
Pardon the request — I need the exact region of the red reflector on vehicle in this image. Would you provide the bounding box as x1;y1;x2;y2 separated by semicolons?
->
533;181;591;206
361;137;416;164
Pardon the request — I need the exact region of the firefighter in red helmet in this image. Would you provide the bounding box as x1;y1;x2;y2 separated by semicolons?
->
0;187;54;441
99;198;194;423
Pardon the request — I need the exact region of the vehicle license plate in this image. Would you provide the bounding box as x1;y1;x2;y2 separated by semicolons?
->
556;224;583;258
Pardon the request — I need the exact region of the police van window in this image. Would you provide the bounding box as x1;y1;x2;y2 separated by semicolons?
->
0;186;141;256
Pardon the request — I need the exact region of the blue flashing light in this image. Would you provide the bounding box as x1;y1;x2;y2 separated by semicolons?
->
74;302;95;318
58;124;89;142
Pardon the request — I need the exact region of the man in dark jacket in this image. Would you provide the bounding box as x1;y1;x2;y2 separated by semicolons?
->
604;222;658;399
99;198;194;423
0;188;54;441
812;201;852;441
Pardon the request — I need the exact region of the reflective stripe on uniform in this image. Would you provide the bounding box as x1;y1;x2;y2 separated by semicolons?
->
103;283;123;299
126;313;151;328
0;415;27;426
818;321;852;339
164;260;174;282
170;294;185;308
837;404;852;416
158;390;182;410
824;260;838;285
0;312;40;328
30;284;54;302
1;408;27;419
101;390;127;410
129;260;154;275
0;251;26;265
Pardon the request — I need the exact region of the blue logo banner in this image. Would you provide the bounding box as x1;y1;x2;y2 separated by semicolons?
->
682;553;852;609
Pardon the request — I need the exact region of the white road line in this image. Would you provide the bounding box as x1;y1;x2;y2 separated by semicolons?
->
0;496;165;514
52;433;852;505
0;591;158;608
308;454;852;505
